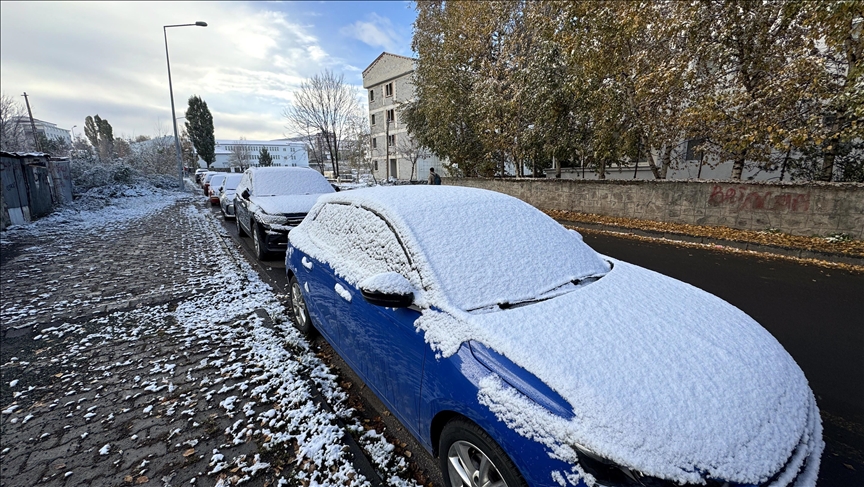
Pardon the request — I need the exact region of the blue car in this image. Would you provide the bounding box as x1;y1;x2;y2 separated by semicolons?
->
285;186;823;487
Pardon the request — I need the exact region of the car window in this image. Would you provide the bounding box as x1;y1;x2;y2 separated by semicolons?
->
306;203;416;286
236;172;251;196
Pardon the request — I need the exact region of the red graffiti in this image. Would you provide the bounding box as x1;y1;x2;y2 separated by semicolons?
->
708;185;810;212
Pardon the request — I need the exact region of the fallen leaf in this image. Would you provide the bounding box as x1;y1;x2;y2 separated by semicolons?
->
135;476;148;484
183;448;195;457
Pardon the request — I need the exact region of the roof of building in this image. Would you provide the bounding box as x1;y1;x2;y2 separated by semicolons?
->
362;51;417;78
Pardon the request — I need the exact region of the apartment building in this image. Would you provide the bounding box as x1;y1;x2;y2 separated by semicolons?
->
362;52;442;181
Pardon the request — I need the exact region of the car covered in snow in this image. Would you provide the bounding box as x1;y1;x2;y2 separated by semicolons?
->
234;166;335;260
201;171;220;195
285;186;823;487
207;174;227;205
217;173;243;218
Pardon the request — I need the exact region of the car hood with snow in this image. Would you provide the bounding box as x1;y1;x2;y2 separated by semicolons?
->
418;258;823;485
250;193;324;217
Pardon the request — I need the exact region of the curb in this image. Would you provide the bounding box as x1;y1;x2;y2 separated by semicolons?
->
558;219;864;268
253;307;385;487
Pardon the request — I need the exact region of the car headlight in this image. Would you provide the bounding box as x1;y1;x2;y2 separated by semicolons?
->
572;444;723;487
255;212;288;227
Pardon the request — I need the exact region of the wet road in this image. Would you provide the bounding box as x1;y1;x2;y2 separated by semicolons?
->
214;204;864;486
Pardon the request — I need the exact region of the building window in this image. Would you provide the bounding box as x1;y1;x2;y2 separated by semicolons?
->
385;82;393;97
371;114;376;125
373;160;378;171
372;138;377;149
369;89;375;102
388;134;396;145
386;109;394;123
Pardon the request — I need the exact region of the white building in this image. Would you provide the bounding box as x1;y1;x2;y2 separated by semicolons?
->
12;117;72;145
201;139;309;171
363;52;443;181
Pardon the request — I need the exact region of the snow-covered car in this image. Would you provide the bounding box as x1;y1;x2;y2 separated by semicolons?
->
207;174;227;205
201;171;220;195
218;173;243;218
285;186;823;487
234;166;335;260
194;168;209;184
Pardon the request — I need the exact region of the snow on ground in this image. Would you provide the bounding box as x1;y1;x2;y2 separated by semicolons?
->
0;183;420;486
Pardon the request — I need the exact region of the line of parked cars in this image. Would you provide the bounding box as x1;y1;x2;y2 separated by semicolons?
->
196;166;823;487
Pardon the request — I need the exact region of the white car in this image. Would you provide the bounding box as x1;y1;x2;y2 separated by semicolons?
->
218;173;243;218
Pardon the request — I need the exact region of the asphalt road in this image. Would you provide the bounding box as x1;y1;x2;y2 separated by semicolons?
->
212;203;863;487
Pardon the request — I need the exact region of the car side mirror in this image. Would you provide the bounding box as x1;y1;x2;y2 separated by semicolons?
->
359;272;415;308
241;189;250;199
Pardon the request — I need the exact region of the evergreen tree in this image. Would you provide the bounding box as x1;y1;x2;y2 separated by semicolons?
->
84;115;114;160
84;116;100;153
184;95;215;168
258;147;273;166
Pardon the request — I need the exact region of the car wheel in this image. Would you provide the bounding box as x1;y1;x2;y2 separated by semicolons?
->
289;276;315;336
439;418;527;487
252;223;270;260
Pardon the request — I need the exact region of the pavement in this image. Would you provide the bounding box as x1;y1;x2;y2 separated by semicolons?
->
0;185;412;487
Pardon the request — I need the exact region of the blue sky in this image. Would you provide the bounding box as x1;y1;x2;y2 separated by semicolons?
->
0;1;417;141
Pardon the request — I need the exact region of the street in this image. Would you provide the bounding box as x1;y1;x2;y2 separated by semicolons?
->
214;202;864;487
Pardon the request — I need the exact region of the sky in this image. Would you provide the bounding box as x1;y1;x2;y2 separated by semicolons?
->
0;1;417;141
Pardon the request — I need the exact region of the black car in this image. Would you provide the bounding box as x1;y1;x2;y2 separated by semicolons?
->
234;166;335;260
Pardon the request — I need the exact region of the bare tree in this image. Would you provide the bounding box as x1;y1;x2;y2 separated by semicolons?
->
394;134;431;181
282;70;362;178
228;137;250;171
0;93;27;152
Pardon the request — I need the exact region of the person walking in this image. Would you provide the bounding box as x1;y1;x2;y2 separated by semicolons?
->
428;167;441;185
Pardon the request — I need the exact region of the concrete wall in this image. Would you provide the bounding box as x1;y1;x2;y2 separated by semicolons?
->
445;178;864;239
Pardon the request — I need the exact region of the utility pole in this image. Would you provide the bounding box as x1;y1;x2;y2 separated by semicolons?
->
22;92;41;152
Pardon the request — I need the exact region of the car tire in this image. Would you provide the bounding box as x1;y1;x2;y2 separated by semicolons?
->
252;223;270;260
439;418;527;487
289;275;315;336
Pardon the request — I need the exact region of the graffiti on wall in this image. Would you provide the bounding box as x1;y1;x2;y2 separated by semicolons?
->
709;185;810;212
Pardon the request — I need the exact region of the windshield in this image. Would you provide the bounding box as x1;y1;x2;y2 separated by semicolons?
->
253;168;335;196
398;191;610;311
223;174;242;191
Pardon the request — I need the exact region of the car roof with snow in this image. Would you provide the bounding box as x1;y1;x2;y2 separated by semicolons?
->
295;185;611;312
248;166;334;197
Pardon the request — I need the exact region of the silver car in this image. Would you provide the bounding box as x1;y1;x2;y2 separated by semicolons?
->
218;174;243;218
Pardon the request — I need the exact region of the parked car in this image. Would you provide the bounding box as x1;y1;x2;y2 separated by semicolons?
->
207;174;227;205
218;174;243;218
202;171;220;195
194;168;209;184
285;186;823;487
234;166;335;260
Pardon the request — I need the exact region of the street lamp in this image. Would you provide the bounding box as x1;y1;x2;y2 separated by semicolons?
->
164;21;207;189
70;125;77;140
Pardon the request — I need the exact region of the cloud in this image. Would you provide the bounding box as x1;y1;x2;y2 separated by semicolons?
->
340;13;403;53
0;1;338;140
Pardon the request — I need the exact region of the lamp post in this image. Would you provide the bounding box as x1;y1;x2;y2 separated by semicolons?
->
164;21;207;189
70;125;77;141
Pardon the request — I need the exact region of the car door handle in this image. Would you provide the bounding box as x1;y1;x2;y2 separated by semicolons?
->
301;257;313;270
334;283;352;302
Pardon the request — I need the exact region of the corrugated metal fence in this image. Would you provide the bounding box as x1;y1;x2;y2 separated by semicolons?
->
1;152;73;230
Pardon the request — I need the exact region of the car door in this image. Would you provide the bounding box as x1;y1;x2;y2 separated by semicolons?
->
234;171;252;234
301;203;427;434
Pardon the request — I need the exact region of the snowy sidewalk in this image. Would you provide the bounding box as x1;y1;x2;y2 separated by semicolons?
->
0;187;417;487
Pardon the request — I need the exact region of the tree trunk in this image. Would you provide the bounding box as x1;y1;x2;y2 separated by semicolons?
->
731;156;745;180
659;145;672;179
820;139;837;182
597;156;606;180
646;149;661;179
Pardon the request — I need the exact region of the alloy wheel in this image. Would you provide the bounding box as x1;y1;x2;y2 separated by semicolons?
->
291;280;307;329
447;440;507;487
